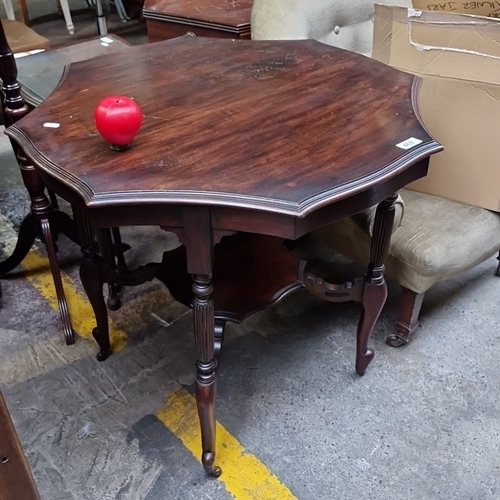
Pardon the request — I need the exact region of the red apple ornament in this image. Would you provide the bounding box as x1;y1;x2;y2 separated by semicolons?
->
94;96;142;151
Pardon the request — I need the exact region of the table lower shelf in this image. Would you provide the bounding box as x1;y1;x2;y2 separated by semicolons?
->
90;228;381;377
120;232;306;323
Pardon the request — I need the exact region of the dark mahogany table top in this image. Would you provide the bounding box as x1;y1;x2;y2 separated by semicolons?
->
7;36;440;218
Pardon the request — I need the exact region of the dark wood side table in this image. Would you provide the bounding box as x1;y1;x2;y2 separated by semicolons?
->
143;0;252;42
6;37;442;477
0;392;40;500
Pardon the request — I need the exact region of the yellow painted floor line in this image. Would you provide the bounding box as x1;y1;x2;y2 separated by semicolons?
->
20;249;127;352
157;388;298;500
0;213;127;351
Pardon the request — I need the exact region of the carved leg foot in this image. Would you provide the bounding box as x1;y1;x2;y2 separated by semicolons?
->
92;328;111;361
356;282;387;375
204;457;222;478
386;287;425;347
197;382;222;478
81;256;111;360
0;214;38;275
40;219;75;345
193;275;221;477
496;251;500;277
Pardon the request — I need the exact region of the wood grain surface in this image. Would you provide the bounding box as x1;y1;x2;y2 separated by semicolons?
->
7;37;441;216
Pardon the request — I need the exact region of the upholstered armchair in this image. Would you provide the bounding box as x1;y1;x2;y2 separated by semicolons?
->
251;0;500;346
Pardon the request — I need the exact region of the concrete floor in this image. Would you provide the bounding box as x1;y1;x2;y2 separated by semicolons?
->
1;7;500;499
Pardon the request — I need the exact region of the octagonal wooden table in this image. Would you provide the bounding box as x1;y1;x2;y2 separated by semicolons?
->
6;36;442;477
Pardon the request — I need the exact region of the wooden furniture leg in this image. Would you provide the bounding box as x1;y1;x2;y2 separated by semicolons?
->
0;392;41;500
22;163;75;344
96;228;122;311
58;0;75;35
0;19;78;344
111;226;128;273
0;20;129;345
192;274;221;478
355;193;397;375
76;212;111;361
386;286;425;347
16;0;29;25
95;0;108;36
3;0;16;20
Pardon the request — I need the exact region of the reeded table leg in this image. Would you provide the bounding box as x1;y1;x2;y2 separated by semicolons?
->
355;193;397;375
0;158;79;345
40;218;74;345
20;163;75;345
192;274;221;478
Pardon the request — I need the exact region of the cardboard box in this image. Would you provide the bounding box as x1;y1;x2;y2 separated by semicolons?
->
413;0;500;17
372;4;500;212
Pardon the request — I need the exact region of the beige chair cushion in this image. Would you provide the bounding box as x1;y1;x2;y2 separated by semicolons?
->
251;0;412;56
311;189;500;293
2;19;50;54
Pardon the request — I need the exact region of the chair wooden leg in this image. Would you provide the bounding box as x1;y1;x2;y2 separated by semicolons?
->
3;0;16;20
495;251;500;277
386;286;425;347
16;0;29;25
58;0;75;35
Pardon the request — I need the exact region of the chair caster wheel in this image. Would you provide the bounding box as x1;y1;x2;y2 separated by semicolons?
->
386;334;407;347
